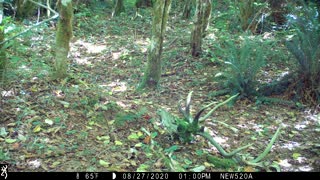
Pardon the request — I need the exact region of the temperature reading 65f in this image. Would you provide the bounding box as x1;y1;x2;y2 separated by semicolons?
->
84;173;99;180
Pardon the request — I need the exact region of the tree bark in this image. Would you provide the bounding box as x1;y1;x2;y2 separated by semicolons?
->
191;0;211;57
54;0;73;78
139;0;171;89
202;0;211;37
113;0;125;17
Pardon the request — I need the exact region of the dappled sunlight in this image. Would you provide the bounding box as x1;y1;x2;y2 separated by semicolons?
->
281;141;301;150
74;56;92;65
1;90;15;97
112;51;122;60
73;39;107;54
207;32;217;40
279;159;314;171
70;39;109;65
99;80;128;93
134;38;149;53
18;65;31;71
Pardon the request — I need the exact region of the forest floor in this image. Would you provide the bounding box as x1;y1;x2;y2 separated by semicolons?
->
1;5;319;172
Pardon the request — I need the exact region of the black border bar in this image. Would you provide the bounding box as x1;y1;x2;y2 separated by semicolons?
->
0;172;319;180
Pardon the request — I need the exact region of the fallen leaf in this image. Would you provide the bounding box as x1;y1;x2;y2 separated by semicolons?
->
5;138;17;144
96;136;110;141
292;153;301;160
244;166;255;172
0;127;8;138
58;100;70;108
44;119;54;125
18;134;27;142
115;141;123;146
127;133;140;140
143;136;151;144
12;142;20;150
134;143;143;147
33;125;42;133
50;161;61;168
99;160;110;167
7;123;16;127
137;164;149;172
191;165;205;172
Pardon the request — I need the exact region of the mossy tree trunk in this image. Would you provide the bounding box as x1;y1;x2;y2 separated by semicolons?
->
139;0;171;89
191;0;211;57
54;0;73;79
14;0;35;19
0;0;5;80
238;0;255;32
113;0;125;16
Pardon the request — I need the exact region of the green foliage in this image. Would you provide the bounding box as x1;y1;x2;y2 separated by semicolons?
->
211;0;241;32
0;16;17;81
215;36;268;98
159;91;238;144
285;5;320;104
0;149;10;161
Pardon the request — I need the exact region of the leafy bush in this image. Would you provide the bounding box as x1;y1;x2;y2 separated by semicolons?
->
215;36;267;98
285;5;320;104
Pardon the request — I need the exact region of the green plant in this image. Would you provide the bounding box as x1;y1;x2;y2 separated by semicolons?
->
285;5;320;105
0;149;10;161
215;36;267;99
158;91;251;156
159;91;282;170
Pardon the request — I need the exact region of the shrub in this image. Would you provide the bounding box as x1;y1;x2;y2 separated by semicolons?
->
215;36;267;99
285;5;320;105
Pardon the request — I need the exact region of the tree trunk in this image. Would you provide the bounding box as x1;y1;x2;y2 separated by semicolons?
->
113;0;125;16
0;1;5;80
202;0;211;37
191;0;211;57
54;0;73;79
139;0;171;89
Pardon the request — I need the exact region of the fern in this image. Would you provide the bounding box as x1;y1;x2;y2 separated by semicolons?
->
285;5;320;104
217;36;267;98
